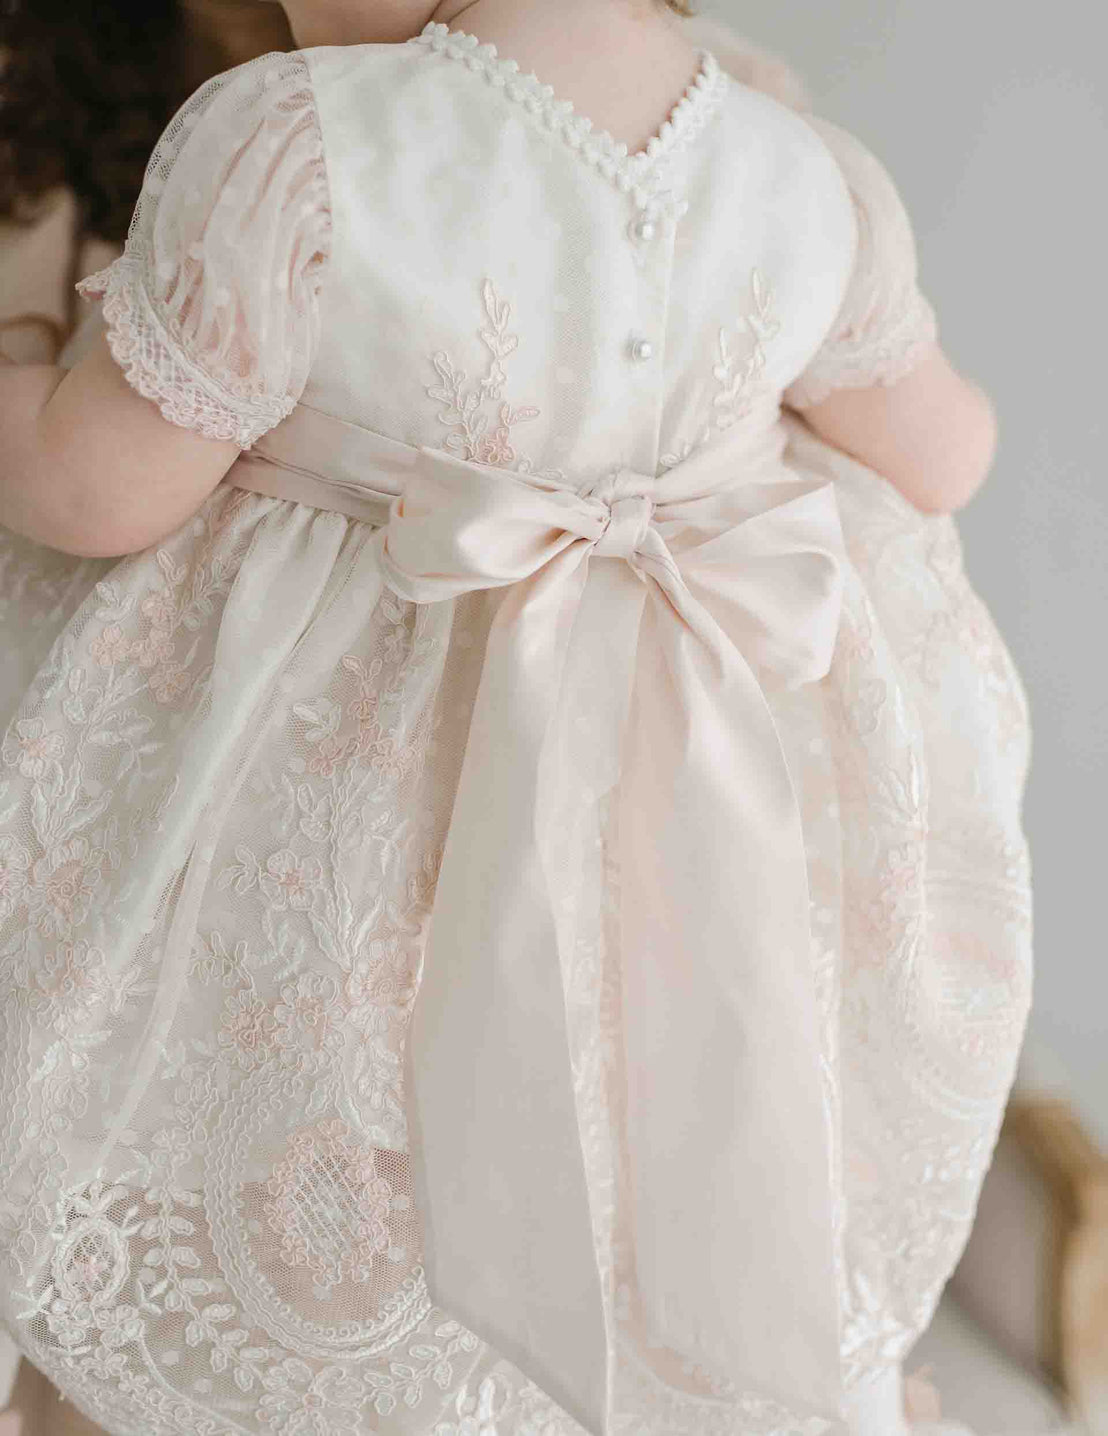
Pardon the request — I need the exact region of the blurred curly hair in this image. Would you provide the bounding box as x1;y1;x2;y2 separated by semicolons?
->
0;0;188;244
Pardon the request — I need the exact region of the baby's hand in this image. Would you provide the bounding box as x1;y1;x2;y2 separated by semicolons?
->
0;333;239;556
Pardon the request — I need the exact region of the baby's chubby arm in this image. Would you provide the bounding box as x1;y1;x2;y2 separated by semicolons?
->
797;341;998;515
0;332;239;557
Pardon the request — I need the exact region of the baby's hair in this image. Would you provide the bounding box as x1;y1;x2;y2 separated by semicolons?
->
0;0;189;243
663;0;696;11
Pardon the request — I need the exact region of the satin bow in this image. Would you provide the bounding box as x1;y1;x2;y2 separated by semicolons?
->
385;437;847;1431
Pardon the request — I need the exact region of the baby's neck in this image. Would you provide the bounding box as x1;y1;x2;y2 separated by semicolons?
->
430;0;700;156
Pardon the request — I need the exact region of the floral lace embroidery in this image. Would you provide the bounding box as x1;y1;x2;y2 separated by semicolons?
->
427;281;562;481
433;1376;583;1436
662;268;781;468
912;522;1031;758
712;269;782;430
263;1120;416;1297
826;504;1031;1384
0;486;596;1433
0;414;1033;1436
427;281;541;466
0;538;113;712
0;458;1034;1434
79;260;298;450
411;24;727;219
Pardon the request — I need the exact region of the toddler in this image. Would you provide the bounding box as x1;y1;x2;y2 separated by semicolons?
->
0;2;1031;1433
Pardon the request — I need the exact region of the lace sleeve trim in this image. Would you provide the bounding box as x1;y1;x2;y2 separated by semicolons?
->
784;288;938;411
78;260;297;449
74;51;331;449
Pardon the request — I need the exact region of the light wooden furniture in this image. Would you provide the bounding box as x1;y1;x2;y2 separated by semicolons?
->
914;1081;1108;1434
1002;1097;1108;1430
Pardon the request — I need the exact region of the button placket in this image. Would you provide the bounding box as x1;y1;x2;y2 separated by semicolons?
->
626;203;663;365
619;158;689;479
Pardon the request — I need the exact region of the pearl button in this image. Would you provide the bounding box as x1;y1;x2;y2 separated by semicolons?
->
629;213;657;243
629;337;654;363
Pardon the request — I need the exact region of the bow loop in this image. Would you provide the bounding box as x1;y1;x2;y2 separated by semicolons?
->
378;446;607;603
672;482;846;690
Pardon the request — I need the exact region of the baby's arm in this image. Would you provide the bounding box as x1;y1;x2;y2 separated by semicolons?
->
0;333;239;557
0;53;332;558
799;342;998;514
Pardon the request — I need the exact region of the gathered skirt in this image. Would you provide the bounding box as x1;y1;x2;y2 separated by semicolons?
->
0;415;1032;1435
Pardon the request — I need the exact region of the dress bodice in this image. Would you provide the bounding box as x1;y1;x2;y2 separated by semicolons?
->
79;23;936;480
298;28;854;486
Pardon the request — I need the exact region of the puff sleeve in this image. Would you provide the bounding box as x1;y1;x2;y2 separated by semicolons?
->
784;117;938;410
78;52;331;449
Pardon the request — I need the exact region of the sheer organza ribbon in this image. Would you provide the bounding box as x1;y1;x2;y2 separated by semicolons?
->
233;416;848;1430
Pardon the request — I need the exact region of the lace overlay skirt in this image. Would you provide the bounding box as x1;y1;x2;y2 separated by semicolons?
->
0;419;1032;1435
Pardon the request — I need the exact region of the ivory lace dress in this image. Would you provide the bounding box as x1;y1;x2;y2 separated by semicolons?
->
0;24;1032;1436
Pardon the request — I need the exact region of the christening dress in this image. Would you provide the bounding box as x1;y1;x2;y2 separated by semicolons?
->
0;23;1033;1436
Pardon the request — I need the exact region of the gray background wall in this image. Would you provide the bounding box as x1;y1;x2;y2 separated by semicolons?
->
706;1;1107;1140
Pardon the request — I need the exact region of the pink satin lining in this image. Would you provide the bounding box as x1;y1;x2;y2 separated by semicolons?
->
224;405;849;1429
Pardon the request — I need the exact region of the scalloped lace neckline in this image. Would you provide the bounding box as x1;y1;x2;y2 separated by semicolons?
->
411;21;725;197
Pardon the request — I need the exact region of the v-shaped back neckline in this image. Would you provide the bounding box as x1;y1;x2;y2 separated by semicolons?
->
410;21;726;206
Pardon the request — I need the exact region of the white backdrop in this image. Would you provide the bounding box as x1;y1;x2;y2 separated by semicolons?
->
706;0;1108;1141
